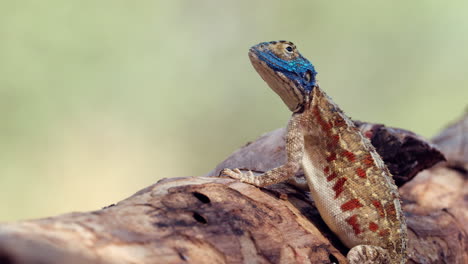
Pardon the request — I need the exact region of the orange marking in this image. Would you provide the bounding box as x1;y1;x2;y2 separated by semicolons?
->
372;200;385;217
327;172;338;182
351;127;360;132
313;104;320;114
331;134;340;145
363;154;374;167
323;166;330;174
369;222;379;232
333;117;346;128
320;121;332;133
326;153;337;162
312;106;323;121
346;215;362;235
364;130;373;139
343;151;356;162
333;177;347;198
385;203;397;219
379;229;390;237
340;199;363;211
356;167;367;178
332;135;340;143
313;105;333;134
312;110;322;125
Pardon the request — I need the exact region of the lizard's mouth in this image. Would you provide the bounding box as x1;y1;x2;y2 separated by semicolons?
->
248;48;260;60
248;49;256;59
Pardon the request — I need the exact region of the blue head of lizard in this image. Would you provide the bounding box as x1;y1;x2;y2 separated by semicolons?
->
249;41;317;112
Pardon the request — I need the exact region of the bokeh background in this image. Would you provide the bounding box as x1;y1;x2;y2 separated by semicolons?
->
1;1;467;221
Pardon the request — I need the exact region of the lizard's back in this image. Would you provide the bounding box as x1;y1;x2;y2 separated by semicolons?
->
300;86;407;263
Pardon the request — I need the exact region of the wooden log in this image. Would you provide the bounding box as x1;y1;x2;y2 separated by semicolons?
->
0;115;465;264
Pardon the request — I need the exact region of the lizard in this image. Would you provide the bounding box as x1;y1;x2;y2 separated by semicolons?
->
220;41;407;264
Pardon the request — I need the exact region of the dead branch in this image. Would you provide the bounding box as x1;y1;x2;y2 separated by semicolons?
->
0;115;466;264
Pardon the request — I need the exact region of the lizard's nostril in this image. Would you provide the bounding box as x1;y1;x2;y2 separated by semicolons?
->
192;192;211;203
193;212;207;224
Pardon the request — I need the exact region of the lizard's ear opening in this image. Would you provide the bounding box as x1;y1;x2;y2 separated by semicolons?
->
302;69;317;92
304;70;312;84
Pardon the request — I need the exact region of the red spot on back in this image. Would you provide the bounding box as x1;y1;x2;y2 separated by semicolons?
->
332;177;347;198
313;105;335;135
313;106;326;127
379;229;390;237
369;222;379;232
356;167;367;178
343;151;356;162
323;166;330;174
312;105;320;114
372;200;385;217
385;203;397;220
346;215;362;235
333;117;346;128
363;154;374;167
312;108;322;124
364;130;373;139
340;199;363;211
327;172;337;182
326;153;337;162
320;121;331;133
330;134;340;146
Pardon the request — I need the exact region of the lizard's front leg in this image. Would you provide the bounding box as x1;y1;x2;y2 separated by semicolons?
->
220;115;303;187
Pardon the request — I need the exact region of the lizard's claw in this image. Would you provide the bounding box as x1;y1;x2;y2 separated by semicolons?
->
219;168;255;182
219;168;241;179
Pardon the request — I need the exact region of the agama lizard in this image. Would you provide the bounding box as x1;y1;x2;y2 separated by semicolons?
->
220;41;407;264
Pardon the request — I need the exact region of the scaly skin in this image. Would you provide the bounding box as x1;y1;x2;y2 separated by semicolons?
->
221;41;407;264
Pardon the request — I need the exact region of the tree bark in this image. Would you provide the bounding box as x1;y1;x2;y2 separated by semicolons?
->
0;114;466;264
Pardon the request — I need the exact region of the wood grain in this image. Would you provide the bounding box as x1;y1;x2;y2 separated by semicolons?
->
0;114;465;264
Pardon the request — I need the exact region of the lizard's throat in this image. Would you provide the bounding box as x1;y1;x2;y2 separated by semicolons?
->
249;55;308;112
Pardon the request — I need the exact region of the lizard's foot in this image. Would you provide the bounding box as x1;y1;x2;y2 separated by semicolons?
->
219;168;257;184
347;245;390;264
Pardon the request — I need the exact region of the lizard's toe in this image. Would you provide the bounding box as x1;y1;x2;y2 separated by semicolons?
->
218;168;259;185
347;245;390;264
219;168;241;179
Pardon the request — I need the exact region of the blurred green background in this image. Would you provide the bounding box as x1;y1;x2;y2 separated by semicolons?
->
1;1;467;221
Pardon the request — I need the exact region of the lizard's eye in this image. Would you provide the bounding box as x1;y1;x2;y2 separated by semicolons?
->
285;46;294;53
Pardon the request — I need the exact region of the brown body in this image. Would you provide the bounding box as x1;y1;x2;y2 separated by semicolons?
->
221;41;407;263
